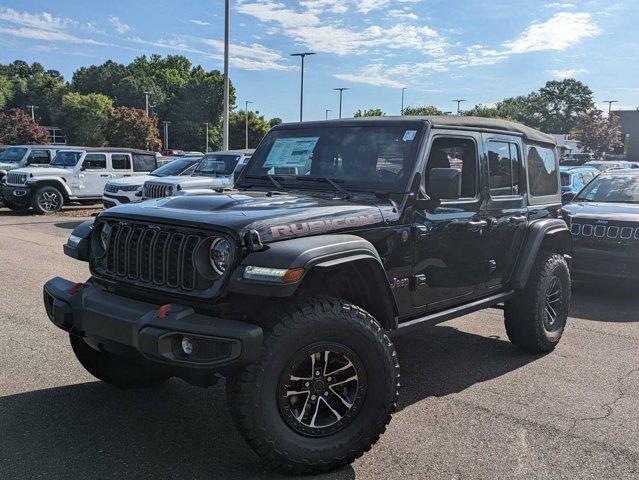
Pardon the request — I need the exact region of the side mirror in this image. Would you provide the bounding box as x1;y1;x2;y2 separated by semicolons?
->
428;168;462;200
562;191;577;205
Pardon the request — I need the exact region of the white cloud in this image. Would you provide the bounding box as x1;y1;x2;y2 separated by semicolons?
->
190;19;211;26
200;37;286;63
109;16;132;35
549;68;587;78
299;0;348;14
544;2;575;8
236;2;319;29
387;9;418;20
334;64;405;88
0;7;73;30
503;12;600;53
357;0;390;14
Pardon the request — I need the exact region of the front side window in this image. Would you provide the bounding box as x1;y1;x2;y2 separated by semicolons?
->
150;158;198;177
243;125;423;191
425;137;477;198
528;146;559;197
133;154;157;172
51;151;84;167
83;153;106;170
28;149;51;165
488;141;520;197
576;174;639;203
111;154;131;170
0;147;28;163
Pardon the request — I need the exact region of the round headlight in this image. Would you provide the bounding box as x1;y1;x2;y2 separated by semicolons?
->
209;237;232;274
100;223;112;251
165;186;173;196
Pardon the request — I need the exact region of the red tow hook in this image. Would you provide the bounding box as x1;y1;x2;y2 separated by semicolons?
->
157;304;172;320
68;282;83;295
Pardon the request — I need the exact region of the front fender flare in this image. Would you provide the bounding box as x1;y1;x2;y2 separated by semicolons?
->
28;177;73;197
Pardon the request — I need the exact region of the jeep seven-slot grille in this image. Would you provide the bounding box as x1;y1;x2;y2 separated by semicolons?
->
144;182;171;199
97;221;207;292
6;172;27;186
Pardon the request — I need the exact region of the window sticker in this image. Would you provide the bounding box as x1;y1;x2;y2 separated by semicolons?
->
264;137;319;173
403;130;417;142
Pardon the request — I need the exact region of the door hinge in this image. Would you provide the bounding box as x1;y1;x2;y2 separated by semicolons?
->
411;274;428;290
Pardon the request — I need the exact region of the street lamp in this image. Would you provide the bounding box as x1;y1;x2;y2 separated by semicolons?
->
401;87;407;115
603;100;618;114
26;105;38;120
245;100;254;149
452;99;466;115
143;91;151;116
203;122;210;153
325;109;331;120
162;121;171;150
333;88;349;119
222;0;230;150
291;52;316;122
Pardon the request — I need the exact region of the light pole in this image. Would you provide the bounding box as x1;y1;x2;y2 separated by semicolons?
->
143;91;151;116
291;52;316;122
203;122;209;153
401;87;406;115
26;105;38;120
222;0;230;150
452;99;466;115
325;109;331;120
603;100;618;114
245;100;254;149
334;88;349;119
162;121;171;150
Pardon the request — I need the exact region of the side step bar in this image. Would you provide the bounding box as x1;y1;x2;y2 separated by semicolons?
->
394;290;515;335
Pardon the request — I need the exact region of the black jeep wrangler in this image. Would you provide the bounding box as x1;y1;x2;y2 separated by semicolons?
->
44;116;571;474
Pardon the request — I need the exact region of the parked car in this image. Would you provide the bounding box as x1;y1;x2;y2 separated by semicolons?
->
160;149;184;157
142;149;253;199
560;152;594;166
585;160;638;172
1;147;157;214
50;117;570;473
0;144;65;181
102;156;201;208
560;165;599;204
563;169;639;282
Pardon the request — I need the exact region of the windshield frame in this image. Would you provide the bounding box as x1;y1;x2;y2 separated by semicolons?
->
50;150;85;167
575;172;639;204
0;147;28;163
237;120;427;193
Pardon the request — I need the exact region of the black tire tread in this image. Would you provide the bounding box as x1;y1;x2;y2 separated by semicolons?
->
31;185;64;215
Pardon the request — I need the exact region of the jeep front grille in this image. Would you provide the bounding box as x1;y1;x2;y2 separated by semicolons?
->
93;220;213;292
6;172;27;186
144;182;172;199
104;183;119;193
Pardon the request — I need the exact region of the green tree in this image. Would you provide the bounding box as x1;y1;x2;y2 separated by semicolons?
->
168;121;213;152
463;104;510;119
571;110;622;158
402;105;443;116
229;110;270;149
354;108;385;117
55;92;113;146
269;117;283;128
106;107;162;150
71;60;127;99
0;108;49;144
0;75;13;110
535;79;594;134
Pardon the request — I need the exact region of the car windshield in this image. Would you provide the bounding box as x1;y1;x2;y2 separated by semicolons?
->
242;124;422;191
0;147;28;163
576;173;639;203
150;158;198;177
193;154;240;176
51;151;84;167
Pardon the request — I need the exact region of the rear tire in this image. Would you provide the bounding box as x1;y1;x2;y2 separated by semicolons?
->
32;185;64;214
504;252;570;353
70;334;170;389
226;297;400;474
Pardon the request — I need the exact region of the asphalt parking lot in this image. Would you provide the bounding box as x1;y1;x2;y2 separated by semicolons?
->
0;208;637;480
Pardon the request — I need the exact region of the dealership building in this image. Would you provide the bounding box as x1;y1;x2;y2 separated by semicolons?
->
614;109;639;162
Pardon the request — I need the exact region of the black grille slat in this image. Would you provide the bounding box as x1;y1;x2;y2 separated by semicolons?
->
153;232;170;285
166;234;185;287
181;235;200;290
127;228;143;279
139;230;156;282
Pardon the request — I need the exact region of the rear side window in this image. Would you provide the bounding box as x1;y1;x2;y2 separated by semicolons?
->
133;154;157;172
83;153;106;170
111;154;131;170
28;149;51;165
487;141;520;197
528;146;559;197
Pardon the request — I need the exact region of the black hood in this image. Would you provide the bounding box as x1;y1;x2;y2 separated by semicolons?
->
100;191;400;243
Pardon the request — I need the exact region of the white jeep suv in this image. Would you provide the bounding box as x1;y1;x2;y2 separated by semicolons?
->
1;147;157;214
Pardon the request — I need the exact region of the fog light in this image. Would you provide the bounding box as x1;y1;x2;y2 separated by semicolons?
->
181;336;194;355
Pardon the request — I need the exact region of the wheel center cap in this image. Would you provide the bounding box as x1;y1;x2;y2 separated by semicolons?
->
312;379;326;393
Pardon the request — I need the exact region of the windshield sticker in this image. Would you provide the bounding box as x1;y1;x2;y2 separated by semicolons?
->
264;137;319;175
402;130;416;142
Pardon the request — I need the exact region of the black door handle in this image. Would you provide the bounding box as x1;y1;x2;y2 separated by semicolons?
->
100;174;109;178
509;215;527;224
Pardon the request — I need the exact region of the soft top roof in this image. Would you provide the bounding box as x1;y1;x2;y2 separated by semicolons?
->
275;115;556;146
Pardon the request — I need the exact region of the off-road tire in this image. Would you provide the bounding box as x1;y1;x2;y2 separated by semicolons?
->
70;334;170;389
504;252;570;353
32;185;64;214
226;297;400;474
4;199;30;212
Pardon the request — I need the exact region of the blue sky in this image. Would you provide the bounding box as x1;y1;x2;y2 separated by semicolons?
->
0;0;637;122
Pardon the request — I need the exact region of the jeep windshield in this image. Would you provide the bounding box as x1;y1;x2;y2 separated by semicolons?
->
575;173;639;203
0;147;28;163
192;154;240;176
150;158;199;177
242;124;423;191
51;151;84;167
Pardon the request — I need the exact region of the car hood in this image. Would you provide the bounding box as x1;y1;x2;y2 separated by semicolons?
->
109;175;152;187
100;190;398;243
564;201;639;221
14;166;73;177
0;162;21;171
146;176;232;188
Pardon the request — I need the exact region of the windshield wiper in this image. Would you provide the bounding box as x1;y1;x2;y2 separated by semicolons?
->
244;174;286;191
296;176;351;199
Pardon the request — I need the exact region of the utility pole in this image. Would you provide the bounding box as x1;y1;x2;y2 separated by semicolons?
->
291;52;316;122
325;109;331;120
162;121;171;150
244;100;253;149
222;0;230;150
603;100;618;114
203;122;209;153
452;99;466;115
143;91;151;116
26;105;38;120
334;88;349;119
401;87;406;115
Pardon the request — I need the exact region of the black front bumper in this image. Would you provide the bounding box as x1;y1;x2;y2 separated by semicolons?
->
573;248;639;282
43;277;263;373
1;184;32;207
